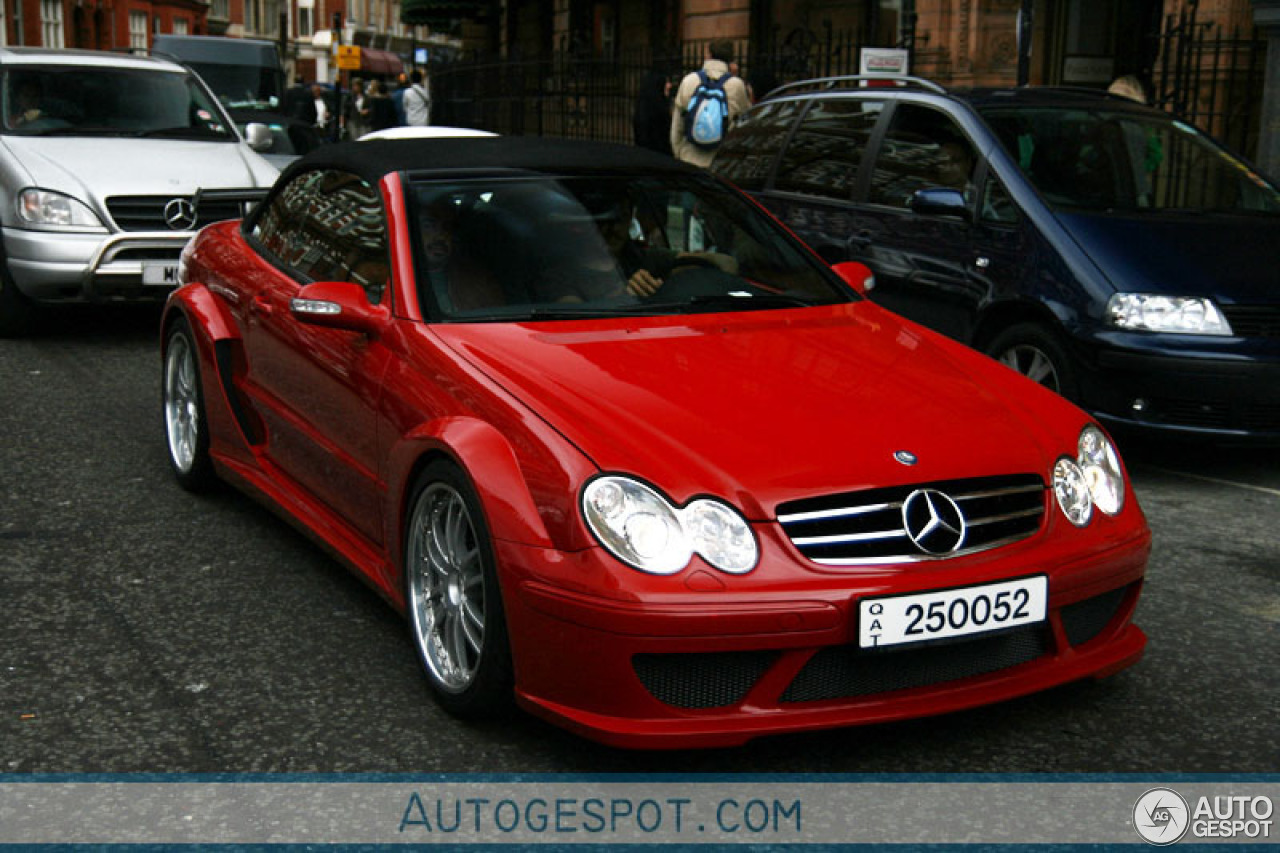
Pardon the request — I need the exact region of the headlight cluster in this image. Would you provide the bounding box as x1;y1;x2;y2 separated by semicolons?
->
1106;293;1232;336
582;476;758;575
17;189;103;229
1052;425;1125;527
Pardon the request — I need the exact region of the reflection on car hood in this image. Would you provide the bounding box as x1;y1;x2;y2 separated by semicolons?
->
436;303;1079;518
1;136;277;209
1057;210;1280;303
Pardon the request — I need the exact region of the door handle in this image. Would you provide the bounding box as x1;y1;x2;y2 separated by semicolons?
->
251;292;274;317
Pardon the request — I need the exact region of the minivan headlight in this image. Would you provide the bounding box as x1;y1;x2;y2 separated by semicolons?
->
17;189;104;229
582;476;758;575
1106;293;1232;335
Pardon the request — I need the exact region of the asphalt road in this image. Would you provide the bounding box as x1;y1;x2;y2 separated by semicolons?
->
1;305;1276;773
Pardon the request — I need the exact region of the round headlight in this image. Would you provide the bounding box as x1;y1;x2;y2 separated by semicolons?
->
581;476;758;575
684;499;759;574
1078;425;1124;516
583;477;690;574
1053;457;1093;527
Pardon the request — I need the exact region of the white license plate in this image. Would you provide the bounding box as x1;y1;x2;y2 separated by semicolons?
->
141;262;181;286
858;576;1048;649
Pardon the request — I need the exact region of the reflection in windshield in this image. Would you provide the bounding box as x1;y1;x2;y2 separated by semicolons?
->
408;175;853;322
1;66;233;140
982;106;1280;214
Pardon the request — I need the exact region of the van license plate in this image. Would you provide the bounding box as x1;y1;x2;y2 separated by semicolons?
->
142;262;181;286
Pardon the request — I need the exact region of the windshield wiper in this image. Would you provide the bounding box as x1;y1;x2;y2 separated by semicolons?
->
642;292;820;313
136;126;228;139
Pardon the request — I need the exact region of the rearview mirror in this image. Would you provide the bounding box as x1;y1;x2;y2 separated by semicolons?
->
290;281;389;336
832;261;875;296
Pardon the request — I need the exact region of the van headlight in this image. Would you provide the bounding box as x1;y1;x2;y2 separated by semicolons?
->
1106;293;1231;335
1053;425;1125;526
582;476;758;575
17;189;104;230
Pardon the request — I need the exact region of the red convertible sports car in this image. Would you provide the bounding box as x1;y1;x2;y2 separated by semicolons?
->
161;137;1150;748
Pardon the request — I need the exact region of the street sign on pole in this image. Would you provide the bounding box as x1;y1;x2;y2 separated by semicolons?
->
336;45;361;71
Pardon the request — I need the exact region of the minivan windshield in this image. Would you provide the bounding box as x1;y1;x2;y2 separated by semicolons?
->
1;66;234;140
406;174;853;321
981;106;1280;215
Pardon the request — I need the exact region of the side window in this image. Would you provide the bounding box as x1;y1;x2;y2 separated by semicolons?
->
774;98;883;200
868;104;979;209
980;174;1020;225
251;169;389;304
712;100;804;191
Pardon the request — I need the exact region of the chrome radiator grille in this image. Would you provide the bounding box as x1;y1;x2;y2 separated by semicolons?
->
777;474;1046;565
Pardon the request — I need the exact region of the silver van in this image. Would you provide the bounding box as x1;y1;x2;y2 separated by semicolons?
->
0;47;278;334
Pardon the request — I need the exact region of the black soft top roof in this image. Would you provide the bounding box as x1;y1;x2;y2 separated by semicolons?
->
280;136;698;186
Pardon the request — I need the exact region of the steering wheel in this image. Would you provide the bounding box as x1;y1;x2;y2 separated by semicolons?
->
669;255;721;273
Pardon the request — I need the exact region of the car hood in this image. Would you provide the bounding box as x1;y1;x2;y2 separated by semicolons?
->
1;136;277;210
1056;210;1280;303
434;304;1081;519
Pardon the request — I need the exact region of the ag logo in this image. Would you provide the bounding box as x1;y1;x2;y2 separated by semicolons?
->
1134;787;1190;845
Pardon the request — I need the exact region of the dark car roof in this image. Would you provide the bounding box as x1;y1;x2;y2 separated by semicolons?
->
283;137;698;186
762;79;1159;115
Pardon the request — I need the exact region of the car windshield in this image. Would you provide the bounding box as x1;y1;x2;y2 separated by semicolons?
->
409;174;854;322
1;66;234;140
186;62;283;111
981;105;1280;214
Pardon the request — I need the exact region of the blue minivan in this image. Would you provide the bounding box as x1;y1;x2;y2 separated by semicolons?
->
712;77;1280;441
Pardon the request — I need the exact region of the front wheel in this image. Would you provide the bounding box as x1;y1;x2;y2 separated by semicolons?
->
162;319;215;491
404;461;513;717
985;322;1079;401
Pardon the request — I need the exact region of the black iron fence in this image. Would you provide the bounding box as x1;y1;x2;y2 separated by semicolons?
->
1149;3;1266;161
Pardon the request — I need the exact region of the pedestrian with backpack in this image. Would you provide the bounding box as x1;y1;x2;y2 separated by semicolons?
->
669;39;751;168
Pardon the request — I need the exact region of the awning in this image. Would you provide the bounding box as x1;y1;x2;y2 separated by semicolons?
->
360;47;403;76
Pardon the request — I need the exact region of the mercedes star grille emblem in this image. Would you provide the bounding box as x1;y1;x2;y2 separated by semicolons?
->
163;198;198;231
902;489;967;555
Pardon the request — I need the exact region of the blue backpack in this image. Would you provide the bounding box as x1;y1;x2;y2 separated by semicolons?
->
684;70;732;149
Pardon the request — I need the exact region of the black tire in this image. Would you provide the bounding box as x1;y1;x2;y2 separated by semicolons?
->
161;318;216;491
403;460;514;718
0;262;38;338
985;322;1079;401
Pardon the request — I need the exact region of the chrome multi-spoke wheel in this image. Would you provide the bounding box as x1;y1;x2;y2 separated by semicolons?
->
164;331;200;472
404;464;512;715
162;320;214;490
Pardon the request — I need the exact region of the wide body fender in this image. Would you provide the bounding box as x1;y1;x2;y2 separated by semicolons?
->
161;283;259;467
383;416;570;601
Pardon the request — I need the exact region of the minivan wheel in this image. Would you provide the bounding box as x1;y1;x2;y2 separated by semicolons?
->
986;323;1078;400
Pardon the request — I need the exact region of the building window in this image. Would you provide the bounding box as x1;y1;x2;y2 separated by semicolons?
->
152;14;161;33
40;0;64;48
129;10;146;48
173;17;188;34
211;0;229;19
298;6;312;37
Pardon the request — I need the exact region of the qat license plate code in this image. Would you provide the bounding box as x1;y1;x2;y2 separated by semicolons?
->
859;576;1047;649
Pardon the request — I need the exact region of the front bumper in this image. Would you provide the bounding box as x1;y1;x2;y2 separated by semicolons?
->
1079;332;1280;441
497;525;1150;749
3;226;192;302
